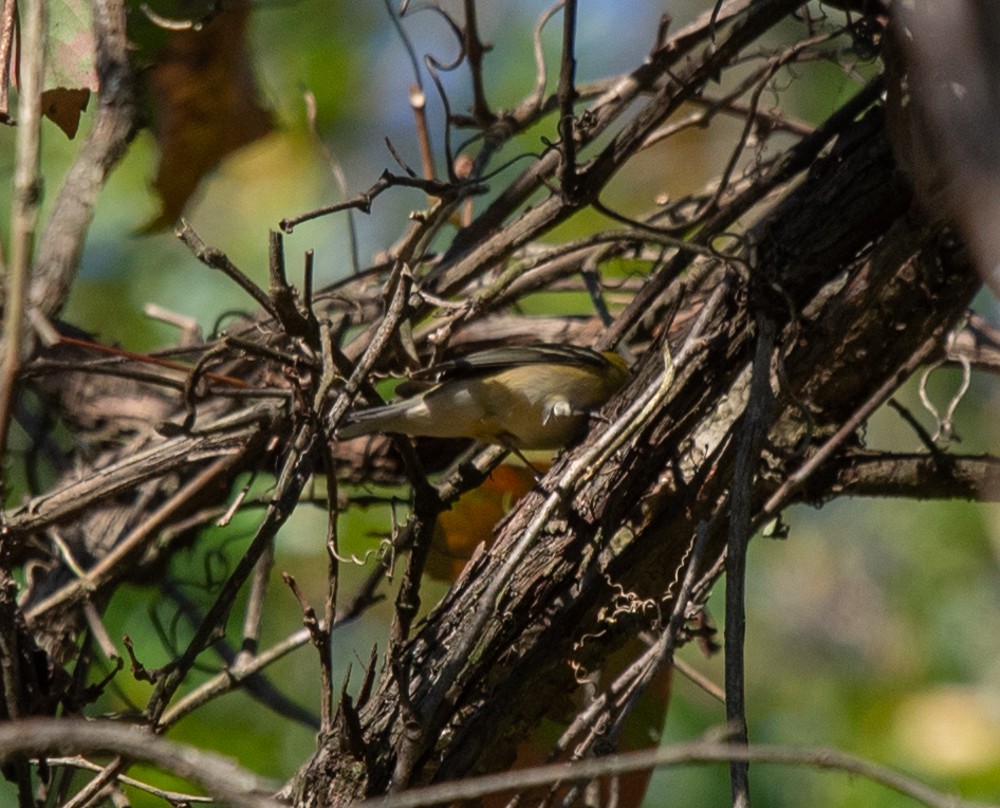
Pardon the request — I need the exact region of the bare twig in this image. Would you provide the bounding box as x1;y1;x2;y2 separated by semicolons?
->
61;757;127;808
24;453;250;622
801;451;1000;504
761;331;945;518
410;84;435;183
8;411;266;538
0;720;282;808
0;0;16;122
302;88;361;275
279;168;484;233
0;0;45;478
64;756;205;803
45;756;214;803
178;219;280;321
525;2;564;114
462;0;493;125
724;309;776;808
147;423;317;720
160;627;310;728
365;739;996;808
556;0;579;196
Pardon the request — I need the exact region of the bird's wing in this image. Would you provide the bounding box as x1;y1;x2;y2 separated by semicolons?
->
414;344;611;382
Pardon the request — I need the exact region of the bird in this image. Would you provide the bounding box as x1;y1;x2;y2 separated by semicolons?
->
337;343;630;451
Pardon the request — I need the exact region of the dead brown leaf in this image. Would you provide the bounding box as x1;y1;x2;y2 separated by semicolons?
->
141;4;274;231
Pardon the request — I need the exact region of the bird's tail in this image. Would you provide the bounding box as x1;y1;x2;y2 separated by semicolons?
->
337;400;419;439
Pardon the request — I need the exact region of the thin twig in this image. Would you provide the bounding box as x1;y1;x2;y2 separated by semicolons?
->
162;582;319;729
556;0;578;196
280;169;483;233
410;84;435;183
0;0;45;477
526;2;564;114
159;627;310;727
61;756;127;808
673;656;726;703
725;309;776;808
44;757;214;803
178;219;280;321
302;89;360;275
146;424;317;720
24;454;247;622
760;331;944;518
365;738;995;808
241;542;275;659
0;0;17;122
0;720;282;808
462;0;493;124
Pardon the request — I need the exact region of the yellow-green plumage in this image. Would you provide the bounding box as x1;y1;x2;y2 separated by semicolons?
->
338;344;630;450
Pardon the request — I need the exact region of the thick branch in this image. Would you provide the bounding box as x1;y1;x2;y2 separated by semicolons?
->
804;451;1000;503
29;0;137;318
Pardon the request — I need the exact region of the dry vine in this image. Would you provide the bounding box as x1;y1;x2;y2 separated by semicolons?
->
1;1;999;807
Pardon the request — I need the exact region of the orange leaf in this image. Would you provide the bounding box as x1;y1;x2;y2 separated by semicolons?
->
428;464;540;583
